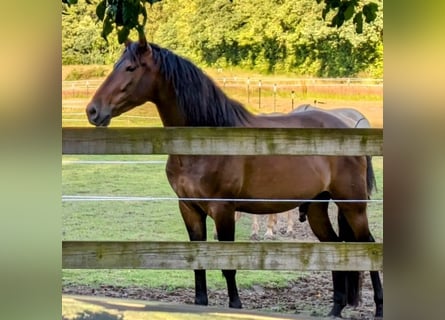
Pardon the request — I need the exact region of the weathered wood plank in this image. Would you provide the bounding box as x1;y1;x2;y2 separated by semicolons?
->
62;241;383;271
62;127;383;156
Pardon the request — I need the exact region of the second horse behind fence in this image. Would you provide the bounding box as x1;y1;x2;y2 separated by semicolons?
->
213;210;295;241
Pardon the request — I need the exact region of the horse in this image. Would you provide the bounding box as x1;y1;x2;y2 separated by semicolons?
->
213;210;296;240
85;38;383;318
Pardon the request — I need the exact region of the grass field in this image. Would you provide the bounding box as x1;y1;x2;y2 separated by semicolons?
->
62;64;383;291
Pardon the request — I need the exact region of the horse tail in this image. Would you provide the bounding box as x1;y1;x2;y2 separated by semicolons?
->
366;155;378;195
338;211;363;306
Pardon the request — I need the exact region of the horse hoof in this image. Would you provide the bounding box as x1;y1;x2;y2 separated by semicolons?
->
264;234;276;240
375;303;383;318
328;304;344;318
250;234;260;241
229;300;242;308
194;297;208;306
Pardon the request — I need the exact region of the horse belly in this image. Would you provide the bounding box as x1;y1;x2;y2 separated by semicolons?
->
237;156;329;213
236;202;299;215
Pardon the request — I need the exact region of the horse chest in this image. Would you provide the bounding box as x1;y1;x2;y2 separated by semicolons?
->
165;156;241;197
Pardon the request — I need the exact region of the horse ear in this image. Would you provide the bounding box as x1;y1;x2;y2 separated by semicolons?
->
146;43;152;56
138;34;152;56
138;33;147;50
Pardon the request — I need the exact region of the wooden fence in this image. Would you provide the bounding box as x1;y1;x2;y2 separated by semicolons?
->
62;78;382;108
62;127;383;272
62;78;383;96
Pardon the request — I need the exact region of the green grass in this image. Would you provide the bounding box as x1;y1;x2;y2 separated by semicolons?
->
62;155;383;289
368;156;383;241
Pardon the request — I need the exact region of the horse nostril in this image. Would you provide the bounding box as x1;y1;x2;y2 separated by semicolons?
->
86;104;100;123
86;104;101;125
87;104;97;117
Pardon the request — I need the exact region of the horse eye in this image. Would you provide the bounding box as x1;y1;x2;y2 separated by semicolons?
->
126;66;137;72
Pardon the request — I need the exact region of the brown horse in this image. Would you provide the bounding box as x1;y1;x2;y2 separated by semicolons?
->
85;38;383;318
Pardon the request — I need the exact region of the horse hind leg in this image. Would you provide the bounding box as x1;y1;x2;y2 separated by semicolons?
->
305;192;350;318
337;203;383;318
369;234;384;318
214;211;242;240
338;211;362;308
306;192;338;242
299;202;309;222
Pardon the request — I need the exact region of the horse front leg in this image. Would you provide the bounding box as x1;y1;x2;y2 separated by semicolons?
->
179;201;208;306
212;204;242;308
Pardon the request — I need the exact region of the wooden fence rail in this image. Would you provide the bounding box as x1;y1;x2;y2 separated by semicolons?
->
63;241;383;271
62;127;383;156
62;127;383;273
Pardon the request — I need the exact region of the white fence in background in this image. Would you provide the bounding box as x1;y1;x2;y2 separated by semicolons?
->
62;77;383;94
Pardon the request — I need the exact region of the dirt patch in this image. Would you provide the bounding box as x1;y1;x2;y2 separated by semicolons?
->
63;210;382;319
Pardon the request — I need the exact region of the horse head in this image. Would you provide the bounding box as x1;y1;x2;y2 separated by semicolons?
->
85;36;159;126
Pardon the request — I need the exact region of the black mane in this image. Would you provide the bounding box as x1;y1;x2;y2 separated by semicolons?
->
146;43;253;127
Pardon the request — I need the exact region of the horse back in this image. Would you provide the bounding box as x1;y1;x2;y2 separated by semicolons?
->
292;104;370;128
257;109;350;129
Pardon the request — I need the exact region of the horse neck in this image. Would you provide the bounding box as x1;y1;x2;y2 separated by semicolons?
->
155;100;187;127
151;81;187;127
151;48;255;127
153;80;256;127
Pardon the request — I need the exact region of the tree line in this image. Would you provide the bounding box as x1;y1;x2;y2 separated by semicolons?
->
62;0;383;77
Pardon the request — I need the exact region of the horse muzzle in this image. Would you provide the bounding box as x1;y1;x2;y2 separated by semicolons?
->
86;103;111;127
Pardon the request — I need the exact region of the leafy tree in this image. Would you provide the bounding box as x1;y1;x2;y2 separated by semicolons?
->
62;0;380;43
317;0;379;33
62;1;124;64
62;0;383;77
